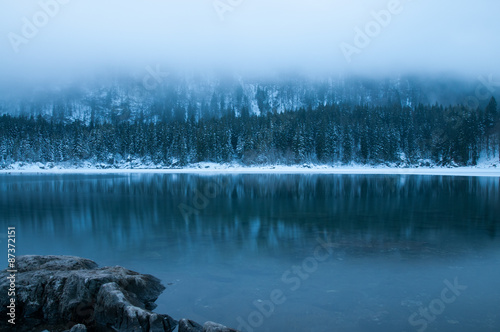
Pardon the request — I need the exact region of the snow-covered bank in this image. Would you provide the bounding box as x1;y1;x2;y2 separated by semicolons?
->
1;161;499;177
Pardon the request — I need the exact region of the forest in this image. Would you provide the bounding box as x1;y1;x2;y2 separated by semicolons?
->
0;95;498;168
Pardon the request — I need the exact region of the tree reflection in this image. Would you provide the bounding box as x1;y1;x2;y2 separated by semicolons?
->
0;174;498;258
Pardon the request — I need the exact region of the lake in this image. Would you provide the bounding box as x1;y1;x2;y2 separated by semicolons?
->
1;173;499;332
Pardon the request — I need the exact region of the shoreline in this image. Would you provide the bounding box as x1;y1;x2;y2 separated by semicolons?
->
1;164;499;177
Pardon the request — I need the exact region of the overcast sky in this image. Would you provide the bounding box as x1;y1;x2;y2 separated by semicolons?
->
1;0;499;84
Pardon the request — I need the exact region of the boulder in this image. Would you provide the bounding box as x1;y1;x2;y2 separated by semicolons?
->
178;319;239;332
203;321;239;332
68;324;87;332
95;282;177;332
178;318;204;332
0;255;177;332
0;255;239;332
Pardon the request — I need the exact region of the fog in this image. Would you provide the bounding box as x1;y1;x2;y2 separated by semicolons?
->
1;0;499;85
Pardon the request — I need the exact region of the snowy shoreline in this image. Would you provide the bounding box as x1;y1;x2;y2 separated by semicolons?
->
1;162;499;177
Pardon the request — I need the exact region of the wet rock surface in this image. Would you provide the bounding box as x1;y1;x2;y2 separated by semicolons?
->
178;319;239;332
178;318;204;332
0;256;238;332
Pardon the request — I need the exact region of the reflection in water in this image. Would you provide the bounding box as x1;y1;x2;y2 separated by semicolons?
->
0;174;499;332
1;174;499;254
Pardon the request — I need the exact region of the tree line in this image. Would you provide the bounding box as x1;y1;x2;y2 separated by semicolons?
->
0;98;498;167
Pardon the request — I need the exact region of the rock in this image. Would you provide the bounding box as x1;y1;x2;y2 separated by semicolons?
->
95;282;177;332
178;318;204;332
16;255;98;273
203;321;239;332
179;319;239;332
0;255;238;332
62;324;87;332
69;324;87;332
0;255;177;332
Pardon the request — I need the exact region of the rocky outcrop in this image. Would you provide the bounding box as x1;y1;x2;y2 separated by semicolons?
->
0;255;177;331
68;324;87;332
203;321;239;332
178;319;239;332
0;255;239;332
0;255;240;332
94;282;177;332
178;318;204;332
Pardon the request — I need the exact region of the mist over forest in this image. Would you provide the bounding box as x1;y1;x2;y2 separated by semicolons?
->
1;0;499;168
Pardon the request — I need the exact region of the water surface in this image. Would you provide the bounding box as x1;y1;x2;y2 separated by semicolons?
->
1;173;499;332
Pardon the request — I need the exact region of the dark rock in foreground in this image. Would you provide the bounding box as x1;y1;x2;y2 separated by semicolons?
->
178;319;239;332
178;318;204;332
202;321;239;332
69;324;87;332
0;256;238;332
0;255;176;331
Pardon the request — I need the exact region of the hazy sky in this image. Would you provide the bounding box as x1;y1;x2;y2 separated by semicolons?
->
1;0;499;84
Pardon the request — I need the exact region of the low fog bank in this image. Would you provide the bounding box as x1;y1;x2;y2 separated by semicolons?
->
0;71;497;121
1;0;499;89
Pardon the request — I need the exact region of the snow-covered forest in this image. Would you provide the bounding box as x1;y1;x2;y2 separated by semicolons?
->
0;75;499;168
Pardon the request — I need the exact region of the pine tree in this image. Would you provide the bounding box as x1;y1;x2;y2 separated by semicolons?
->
485;97;498;156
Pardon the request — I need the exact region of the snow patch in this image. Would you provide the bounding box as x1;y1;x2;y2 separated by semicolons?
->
1;160;499;177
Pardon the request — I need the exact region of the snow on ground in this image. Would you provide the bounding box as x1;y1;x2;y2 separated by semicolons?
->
1;160;500;177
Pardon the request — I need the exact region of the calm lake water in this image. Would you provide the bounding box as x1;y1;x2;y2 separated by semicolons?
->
1;173;499;332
